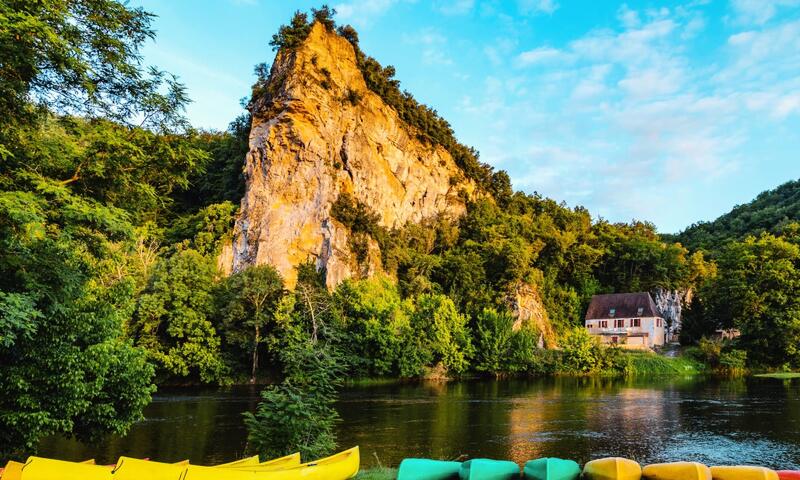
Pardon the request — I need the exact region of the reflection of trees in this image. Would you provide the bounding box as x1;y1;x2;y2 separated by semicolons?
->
38;387;249;465
39;377;800;469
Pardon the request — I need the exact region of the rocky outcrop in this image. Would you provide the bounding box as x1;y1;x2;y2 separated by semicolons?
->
506;282;557;348
653;287;692;339
230;23;475;288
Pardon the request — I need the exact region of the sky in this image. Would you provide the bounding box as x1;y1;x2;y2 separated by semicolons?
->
130;0;800;233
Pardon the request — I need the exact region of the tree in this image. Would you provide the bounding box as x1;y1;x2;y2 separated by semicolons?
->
701;234;800;368
244;267;345;460
473;308;516;374
0;0;188;139
402;294;473;376
0;177;154;458
133;248;228;384
219;265;285;383
333;277;410;376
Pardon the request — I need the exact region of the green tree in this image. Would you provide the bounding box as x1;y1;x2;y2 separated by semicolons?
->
333;277;410;376
473;308;516;374
701;234;800;367
0;0;188;139
244;265;345;460
133;248;228;383
0;177;154;458
401;294;473;377
218;265;285;383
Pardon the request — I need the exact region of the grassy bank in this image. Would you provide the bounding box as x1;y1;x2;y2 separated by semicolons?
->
626;352;704;375
356;468;397;479
754;372;800;379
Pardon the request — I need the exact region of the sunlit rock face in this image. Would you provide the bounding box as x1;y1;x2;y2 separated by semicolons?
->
653;287;691;338
230;23;475;288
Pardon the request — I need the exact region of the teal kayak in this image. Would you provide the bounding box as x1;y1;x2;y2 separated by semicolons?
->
459;459;520;480
524;458;581;480
397;458;462;480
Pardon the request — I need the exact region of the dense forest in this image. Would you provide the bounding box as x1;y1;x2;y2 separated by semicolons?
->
671;179;800;252
1;1;798;461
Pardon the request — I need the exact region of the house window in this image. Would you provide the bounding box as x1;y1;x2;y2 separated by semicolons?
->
632;318;641;327
637;307;644;315
600;320;608;328
615;319;624;328
609;308;616;317
656;318;662;327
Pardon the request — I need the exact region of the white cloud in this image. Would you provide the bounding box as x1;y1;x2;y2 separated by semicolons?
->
517;0;559;15
436;0;475;15
335;0;411;27
456;1;800;229
729;0;800;25
516;47;565;66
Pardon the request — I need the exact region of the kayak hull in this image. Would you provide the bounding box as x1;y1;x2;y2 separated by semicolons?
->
112;457;186;480
583;457;642;480
459;459;520;480
397;459;462;480
778;472;800;480
18;457;111;480
524;458;581;480
710;466;779;480
193;446;359;480
642;462;711;480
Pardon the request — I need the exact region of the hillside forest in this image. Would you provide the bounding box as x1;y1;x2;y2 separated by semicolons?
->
2;1;800;460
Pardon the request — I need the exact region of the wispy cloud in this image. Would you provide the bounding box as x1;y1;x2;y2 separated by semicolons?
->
456;1;800;229
516;47;566;66
335;0;412;27
729;0;800;25
518;0;559;15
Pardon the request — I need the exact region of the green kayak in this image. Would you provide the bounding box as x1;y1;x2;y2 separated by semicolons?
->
523;458;581;480
459;459;520;480
397;458;462;480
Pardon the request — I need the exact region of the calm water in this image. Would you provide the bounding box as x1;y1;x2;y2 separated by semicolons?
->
39;376;800;469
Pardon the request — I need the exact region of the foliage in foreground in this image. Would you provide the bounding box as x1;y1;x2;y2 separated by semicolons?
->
243;274;344;460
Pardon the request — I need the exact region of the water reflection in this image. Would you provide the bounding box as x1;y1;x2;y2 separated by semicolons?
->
39;376;800;470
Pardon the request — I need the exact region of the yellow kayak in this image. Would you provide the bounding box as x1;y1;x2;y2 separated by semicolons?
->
16;457;112;480
710;466;779;480
0;461;24;480
217;455;262;467
643;462;711;480
184;446;359;480
217;453;301;469
112;457;186;479
584;457;642;480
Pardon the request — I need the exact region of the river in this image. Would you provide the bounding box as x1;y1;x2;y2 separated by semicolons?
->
39;376;800;470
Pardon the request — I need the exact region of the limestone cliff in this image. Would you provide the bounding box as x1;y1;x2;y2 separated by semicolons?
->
230;23;475;287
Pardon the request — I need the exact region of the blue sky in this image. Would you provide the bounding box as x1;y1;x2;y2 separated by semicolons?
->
131;0;800;233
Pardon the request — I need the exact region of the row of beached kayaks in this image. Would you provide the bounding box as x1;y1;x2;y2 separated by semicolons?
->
0;446;359;480
398;457;800;480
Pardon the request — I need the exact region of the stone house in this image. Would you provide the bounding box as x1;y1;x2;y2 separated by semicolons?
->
584;292;666;349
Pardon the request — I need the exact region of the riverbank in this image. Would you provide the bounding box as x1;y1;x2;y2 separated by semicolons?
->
356;468;396;479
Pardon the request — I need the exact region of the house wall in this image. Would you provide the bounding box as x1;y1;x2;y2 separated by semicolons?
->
585;316;666;348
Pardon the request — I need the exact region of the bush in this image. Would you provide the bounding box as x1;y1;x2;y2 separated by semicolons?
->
719;349;747;374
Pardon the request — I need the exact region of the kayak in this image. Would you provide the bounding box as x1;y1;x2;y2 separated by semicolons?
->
642;462;711;480
16;457;112;480
459;459;520;480
0;461;24;480
397;458;462;479
185;446;360;480
710;466;779;480
778;472;800;480
112;456;186;479
583;457;642;480
217;456;261;467
524;458;581;480
217;453;301;469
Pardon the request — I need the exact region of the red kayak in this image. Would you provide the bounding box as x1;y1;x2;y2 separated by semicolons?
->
778;471;800;480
